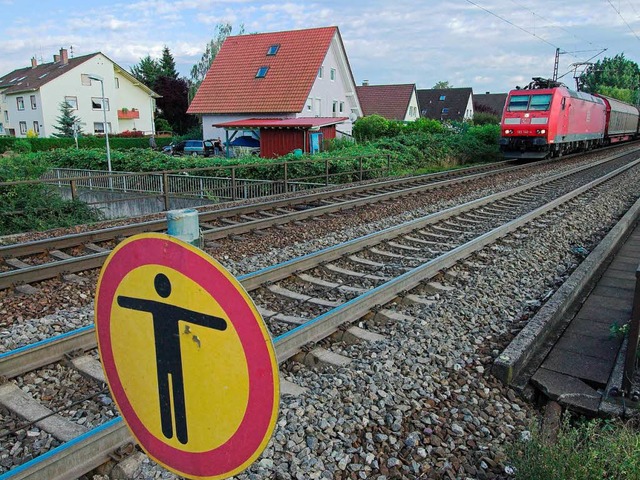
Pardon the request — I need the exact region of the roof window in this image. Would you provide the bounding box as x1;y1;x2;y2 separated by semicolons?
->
256;66;269;78
38;73;49;79
267;44;280;56
439;95;446;101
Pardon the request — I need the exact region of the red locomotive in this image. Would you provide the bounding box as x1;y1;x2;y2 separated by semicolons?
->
500;78;640;159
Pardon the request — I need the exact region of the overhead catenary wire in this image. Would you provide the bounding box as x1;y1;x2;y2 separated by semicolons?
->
605;0;640;41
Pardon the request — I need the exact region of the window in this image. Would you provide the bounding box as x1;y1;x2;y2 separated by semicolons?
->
332;100;338;116
93;122;112;134
16;97;24;110
4;111;8;123
81;74;91;86
529;94;552;111
507;95;530;112
33;121;39;135
114;77;119;89
30;95;36;109
439;95;446;101
255;66;269;78
339;102;344;113
330;68;336;81
65;96;78;110
19;121;27;134
306;99;313;111
442;107;449;114
318;66;323;79
266;44;280;55
92;97;110;110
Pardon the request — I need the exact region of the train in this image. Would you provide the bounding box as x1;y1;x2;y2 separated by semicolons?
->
499;78;640;159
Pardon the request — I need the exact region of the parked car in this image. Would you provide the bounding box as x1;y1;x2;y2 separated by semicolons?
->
165;140;215;157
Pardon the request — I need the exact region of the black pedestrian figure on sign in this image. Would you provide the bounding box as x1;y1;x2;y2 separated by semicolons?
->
117;273;227;444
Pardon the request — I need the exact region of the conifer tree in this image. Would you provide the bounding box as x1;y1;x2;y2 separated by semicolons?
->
53;101;82;137
159;46;178;80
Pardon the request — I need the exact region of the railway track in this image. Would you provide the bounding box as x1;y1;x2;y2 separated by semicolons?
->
0;152;638;479
0;155;595;291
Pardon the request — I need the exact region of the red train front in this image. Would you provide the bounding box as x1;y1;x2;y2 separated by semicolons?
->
500;78;607;159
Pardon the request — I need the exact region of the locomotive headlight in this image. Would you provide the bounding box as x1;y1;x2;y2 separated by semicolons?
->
536;129;546;134
505;129;514;134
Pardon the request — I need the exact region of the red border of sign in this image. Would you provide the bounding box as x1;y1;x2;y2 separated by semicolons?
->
95;234;278;478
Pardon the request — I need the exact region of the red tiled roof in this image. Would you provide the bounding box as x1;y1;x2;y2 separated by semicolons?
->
188;27;337;115
356;84;416;120
214;117;348;129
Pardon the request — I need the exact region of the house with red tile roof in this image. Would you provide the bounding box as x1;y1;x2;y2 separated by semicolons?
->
0;48;159;138
188;26;362;141
355;82;419;121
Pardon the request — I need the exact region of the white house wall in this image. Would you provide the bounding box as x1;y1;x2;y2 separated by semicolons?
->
2;54;154;138
301;33;361;135
464;95;474;121
403;90;420;122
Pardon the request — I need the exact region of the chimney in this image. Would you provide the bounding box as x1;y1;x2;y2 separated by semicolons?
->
362;80;369;86
486;91;490;94
60;48;69;65
31;57;37;69
53;54;60;63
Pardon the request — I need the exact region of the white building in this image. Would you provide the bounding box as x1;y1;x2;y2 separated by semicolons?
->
188;26;362;140
0;48;159;138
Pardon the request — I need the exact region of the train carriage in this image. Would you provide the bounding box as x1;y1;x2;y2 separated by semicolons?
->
593;94;640;144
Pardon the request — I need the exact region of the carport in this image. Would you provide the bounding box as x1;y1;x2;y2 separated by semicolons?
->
214;117;348;158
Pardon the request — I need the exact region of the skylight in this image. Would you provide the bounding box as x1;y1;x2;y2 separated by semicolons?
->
267;44;280;56
256;66;269;78
38;73;49;79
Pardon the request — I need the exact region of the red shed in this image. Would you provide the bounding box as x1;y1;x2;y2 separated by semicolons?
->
214;117;348;158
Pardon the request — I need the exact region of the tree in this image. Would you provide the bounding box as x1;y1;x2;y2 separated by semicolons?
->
53;101;83;137
433;81;453;89
154;76;198;134
580;54;640;103
130;55;162;89
159;46;178;80
189;22;244;101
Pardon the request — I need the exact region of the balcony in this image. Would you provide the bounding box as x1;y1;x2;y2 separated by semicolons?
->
118;108;139;119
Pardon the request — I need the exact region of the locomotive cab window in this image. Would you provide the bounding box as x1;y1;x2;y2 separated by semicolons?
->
507;95;529;111
529;94;552;111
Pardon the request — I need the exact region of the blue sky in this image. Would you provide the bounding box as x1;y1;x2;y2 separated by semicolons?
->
2;0;639;94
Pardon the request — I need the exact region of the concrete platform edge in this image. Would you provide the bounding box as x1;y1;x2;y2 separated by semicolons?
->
493;196;640;386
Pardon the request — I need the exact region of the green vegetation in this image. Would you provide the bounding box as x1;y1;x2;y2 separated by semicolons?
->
53;101;83;137
580;54;640;104
0;154;101;236
508;416;640;480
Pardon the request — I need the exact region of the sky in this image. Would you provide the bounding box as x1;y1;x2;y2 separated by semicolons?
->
2;0;639;94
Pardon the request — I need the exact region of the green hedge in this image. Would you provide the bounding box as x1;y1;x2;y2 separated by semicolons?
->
0;136;173;153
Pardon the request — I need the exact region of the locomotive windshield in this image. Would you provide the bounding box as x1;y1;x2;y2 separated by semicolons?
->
507;94;552;112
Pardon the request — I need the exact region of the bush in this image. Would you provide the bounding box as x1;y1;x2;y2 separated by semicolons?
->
473;112;501;125
353;115;390;142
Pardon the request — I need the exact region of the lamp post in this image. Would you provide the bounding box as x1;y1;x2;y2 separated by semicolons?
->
87;74;112;187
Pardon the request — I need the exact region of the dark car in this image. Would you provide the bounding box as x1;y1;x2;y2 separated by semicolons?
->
166;140;215;157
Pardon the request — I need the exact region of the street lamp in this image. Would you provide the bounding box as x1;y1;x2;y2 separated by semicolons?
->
87;74;112;186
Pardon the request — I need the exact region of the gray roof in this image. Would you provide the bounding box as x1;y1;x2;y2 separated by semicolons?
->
416;87;472;121
473;93;508;116
0;54;98;95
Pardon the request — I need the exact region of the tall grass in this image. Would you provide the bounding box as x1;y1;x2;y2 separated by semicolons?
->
508;415;640;480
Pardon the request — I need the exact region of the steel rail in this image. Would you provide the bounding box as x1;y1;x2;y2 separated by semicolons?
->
0;153;629;379
0;160;516;258
0;159;539;290
1;157;638;480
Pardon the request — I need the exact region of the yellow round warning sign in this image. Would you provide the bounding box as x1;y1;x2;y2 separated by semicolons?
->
95;233;279;479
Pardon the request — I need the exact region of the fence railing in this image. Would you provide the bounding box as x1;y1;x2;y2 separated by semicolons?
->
623;262;640;393
24;155;391;214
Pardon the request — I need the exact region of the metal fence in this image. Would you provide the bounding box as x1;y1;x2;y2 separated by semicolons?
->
34;155;391;212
